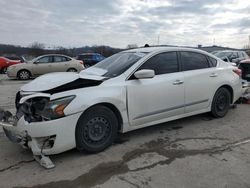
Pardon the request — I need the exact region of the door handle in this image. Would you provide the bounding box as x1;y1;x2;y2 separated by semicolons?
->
173;80;184;85
210;73;218;77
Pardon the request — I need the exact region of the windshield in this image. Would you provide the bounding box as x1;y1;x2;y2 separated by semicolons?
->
86;52;147;78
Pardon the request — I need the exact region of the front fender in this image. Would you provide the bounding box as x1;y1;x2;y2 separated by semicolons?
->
56;86;130;132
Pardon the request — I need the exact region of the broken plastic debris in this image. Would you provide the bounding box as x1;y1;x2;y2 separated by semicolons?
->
34;155;55;169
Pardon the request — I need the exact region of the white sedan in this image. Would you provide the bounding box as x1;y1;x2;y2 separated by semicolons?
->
1;47;242;168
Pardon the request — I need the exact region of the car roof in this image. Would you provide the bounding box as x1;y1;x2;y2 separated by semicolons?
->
216;50;243;53
124;47;210;54
78;53;101;55
37;54;72;58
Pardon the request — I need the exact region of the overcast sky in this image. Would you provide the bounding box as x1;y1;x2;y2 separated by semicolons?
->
0;0;249;48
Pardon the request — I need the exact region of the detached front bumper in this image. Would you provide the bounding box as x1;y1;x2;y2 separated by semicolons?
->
1;112;82;155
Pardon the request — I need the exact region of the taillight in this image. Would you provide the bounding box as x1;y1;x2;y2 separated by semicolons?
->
79;60;84;65
233;68;242;77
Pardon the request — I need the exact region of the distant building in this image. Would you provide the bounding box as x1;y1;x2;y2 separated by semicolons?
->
197;45;241;53
150;44;242;53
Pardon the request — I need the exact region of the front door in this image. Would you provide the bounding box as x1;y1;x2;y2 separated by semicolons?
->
32;56;54;75
126;51;185;126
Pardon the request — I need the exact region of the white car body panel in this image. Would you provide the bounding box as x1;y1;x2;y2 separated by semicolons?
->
21;72;79;92
126;72;185;127
1;47;243;157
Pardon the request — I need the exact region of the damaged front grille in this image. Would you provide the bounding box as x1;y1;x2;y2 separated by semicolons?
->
14;78;103;122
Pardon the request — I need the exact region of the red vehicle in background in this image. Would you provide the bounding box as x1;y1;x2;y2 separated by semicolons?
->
0;57;21;73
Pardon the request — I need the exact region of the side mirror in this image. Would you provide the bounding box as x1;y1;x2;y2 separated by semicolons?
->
134;69;155;79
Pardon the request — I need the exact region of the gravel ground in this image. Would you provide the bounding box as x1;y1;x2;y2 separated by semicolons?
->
0;74;250;188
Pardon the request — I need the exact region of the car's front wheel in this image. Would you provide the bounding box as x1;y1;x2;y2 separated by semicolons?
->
211;87;231;118
76;105;118;153
17;70;30;80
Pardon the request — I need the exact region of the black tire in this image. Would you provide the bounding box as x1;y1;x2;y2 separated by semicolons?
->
17;70;30;80
211;87;231;118
84;63;91;68
67;68;77;72
76;105;118;153
2;67;7;74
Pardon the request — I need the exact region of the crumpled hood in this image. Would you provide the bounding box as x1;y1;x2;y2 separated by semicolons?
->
21;72;106;92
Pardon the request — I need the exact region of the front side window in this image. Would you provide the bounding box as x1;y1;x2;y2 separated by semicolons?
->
138;52;178;75
181;52;209;71
36;56;52;63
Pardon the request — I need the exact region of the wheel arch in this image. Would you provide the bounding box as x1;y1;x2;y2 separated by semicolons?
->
67;68;77;72
216;85;234;104
79;102;123;132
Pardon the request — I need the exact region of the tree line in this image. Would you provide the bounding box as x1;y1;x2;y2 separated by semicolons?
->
0;42;123;58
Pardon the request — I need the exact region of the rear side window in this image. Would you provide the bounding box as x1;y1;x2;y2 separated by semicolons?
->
54;56;67;62
76;55;92;60
138;52;178;75
238;52;244;58
243;52;250;59
208;56;217;67
82;55;93;60
181;52;209;71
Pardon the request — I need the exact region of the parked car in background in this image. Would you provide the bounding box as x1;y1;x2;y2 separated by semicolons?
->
76;53;105;67
0;56;22;73
5;56;26;63
213;50;249;65
239;59;250;82
210;51;220;55
7;54;84;80
1;47;242;168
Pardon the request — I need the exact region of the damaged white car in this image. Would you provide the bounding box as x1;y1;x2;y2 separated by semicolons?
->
0;47;242;168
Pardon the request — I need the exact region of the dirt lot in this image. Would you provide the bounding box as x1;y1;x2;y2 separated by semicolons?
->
0;74;250;188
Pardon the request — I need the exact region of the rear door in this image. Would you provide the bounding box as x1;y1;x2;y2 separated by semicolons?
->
32;56;54;75
180;51;219;113
126;51;185;126
52;55;71;72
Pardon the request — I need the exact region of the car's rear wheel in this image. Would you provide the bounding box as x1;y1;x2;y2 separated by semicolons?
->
211;87;231;118
67;68;77;72
17;70;30;80
76;105;118;153
84;64;91;68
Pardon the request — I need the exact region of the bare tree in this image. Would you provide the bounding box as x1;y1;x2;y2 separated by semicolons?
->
29;42;45;56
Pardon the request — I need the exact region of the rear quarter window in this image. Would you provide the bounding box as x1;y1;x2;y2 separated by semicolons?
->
208;56;217;67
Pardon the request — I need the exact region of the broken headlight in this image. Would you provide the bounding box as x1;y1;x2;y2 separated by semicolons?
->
40;95;75;120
